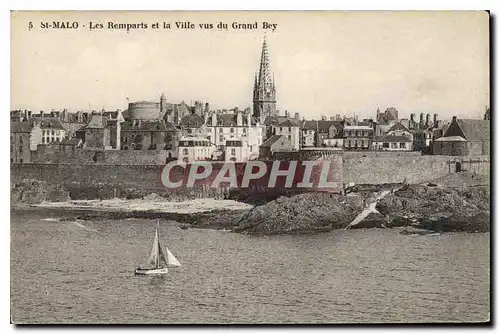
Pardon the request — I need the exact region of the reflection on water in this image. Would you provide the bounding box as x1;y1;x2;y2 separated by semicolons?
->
11;210;490;324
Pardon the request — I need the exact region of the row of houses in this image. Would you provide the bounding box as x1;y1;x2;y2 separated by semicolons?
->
10;105;490;164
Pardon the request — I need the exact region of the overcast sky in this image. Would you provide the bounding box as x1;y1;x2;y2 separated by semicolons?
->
11;11;489;120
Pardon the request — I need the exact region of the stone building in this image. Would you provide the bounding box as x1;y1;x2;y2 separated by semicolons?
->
376;107;399;125
120;120;179;152
372;122;413;151
433;116;490;156
10;122;32;163
269;118;300;151
177;137;215;163
81;114;111;150
253;36;277;121
259;135;294;159
301;119;344;148
343;125;374;150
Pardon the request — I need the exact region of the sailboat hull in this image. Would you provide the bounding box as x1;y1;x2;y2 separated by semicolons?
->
134;267;169;275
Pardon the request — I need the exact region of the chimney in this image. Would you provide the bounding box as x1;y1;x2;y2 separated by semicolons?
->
321;116;327;121
285;110;288;118
205;102;209;114
426;114;431;123
410;113;415;122
433;113;438;126
420;113;424;123
294;112;300;120
452;116;457;123
330;116;335;121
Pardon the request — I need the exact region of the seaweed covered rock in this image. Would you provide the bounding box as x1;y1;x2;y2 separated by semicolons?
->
233;192;364;234
376;184;490;232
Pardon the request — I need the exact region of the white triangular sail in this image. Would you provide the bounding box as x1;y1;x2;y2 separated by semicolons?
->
147;225;166;268
165;248;182;267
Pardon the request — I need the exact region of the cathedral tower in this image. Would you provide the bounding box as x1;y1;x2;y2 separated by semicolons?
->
253;36;277;120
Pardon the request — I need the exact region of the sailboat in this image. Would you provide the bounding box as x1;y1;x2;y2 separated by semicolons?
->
135;219;182;275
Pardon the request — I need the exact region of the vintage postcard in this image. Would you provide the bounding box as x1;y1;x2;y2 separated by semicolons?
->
10;11;490;324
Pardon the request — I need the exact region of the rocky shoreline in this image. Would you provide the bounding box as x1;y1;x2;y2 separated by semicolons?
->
11;174;490;235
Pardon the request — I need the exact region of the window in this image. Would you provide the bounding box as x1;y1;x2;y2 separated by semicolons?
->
183;148;189;155
280;127;283;132
10;136;13;142
42;137;45;144
230;128;235;133
383;143;389;148
19;146;22;153
20;159;23;163
231;148;236;155
399;143;406;148
243;128;247;133
288;127;291;132
391;143;397;148
51;130;55;136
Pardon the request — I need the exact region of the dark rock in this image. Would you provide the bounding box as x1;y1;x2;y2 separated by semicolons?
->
349;212;388;229
234;192;364;234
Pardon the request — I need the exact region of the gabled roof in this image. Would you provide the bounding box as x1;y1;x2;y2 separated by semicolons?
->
180;115;204;127
208;113;258;127
264;116;300;127
387;122;410;133
301;120;343;132
11;122;32;133
442;119;490;142
301;120;316;130
217;114;238;126
30;117;65;130
434;136;467;142
456;119;490;142
261;135;286;148
277;119;299;127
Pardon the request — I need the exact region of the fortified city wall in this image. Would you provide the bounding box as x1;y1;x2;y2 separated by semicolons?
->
12;152;490;201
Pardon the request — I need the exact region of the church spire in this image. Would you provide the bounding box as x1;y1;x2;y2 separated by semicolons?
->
258;35;271;86
252;35;277;119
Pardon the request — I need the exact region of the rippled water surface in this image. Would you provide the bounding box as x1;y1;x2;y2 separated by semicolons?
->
11;210;490;324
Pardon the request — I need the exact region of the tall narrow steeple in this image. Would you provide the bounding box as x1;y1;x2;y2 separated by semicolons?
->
253;36;277;120
258;36;271;86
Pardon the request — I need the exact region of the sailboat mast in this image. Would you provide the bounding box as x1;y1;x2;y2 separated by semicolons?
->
156;219;160;269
